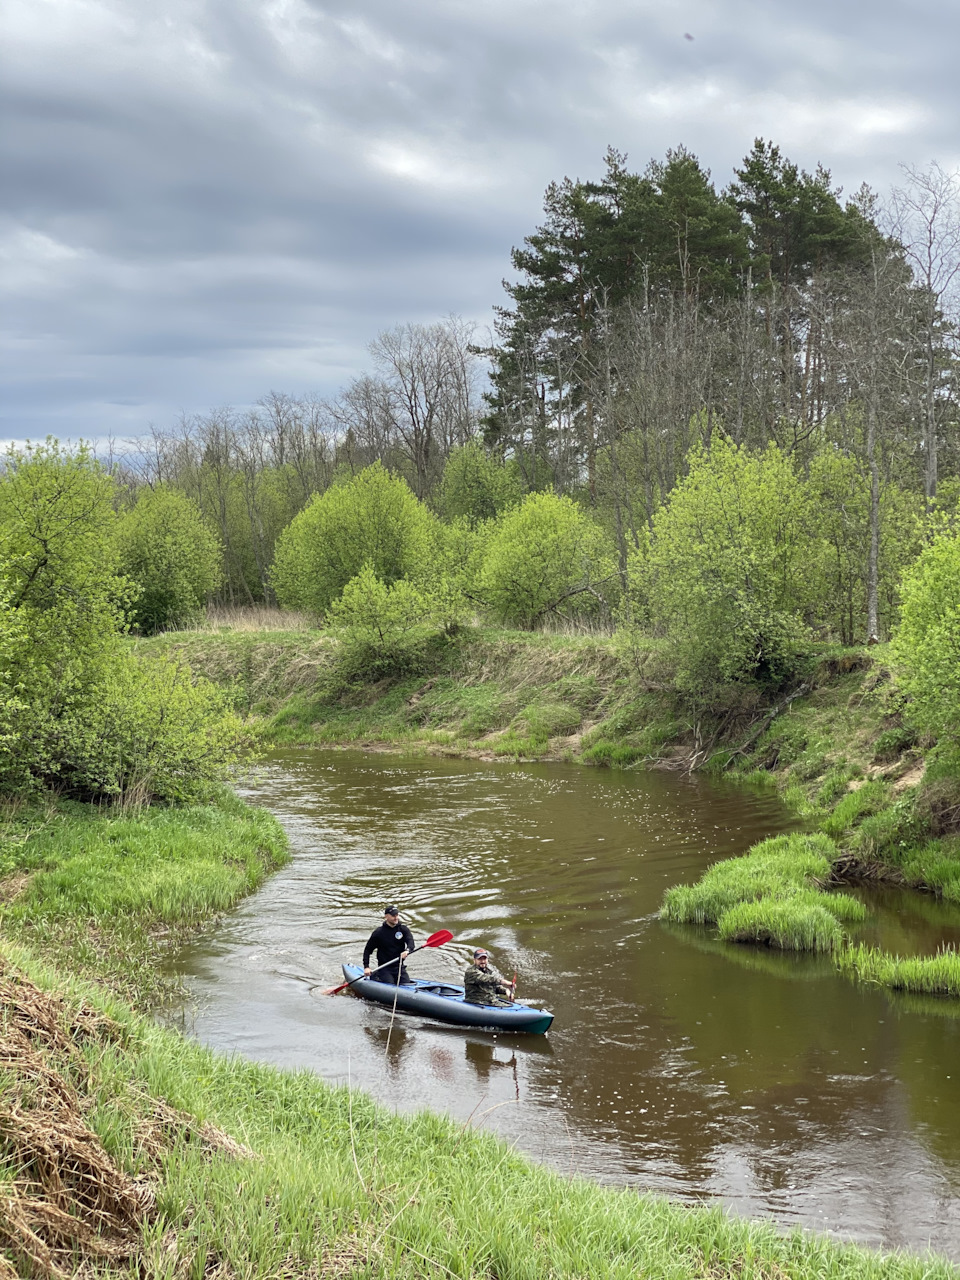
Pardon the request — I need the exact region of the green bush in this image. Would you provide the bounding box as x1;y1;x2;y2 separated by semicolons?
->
436;442;523;525
0;443;251;801
872;725;918;763
51;652;251;804
118;486;222;633
271;463;438;614
327;564;438;683
640;440;816;704
479;493;616;629
892;528;960;742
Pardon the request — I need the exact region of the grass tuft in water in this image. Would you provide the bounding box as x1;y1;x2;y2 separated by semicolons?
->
836;942;960;996
718;894;845;951
660;833;837;926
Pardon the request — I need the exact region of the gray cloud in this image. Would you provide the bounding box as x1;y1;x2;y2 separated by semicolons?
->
3;0;957;441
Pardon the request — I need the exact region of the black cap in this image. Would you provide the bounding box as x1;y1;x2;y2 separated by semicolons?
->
473;948;489;958
384;905;400;916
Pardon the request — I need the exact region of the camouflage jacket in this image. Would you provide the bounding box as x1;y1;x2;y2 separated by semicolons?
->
464;962;512;1006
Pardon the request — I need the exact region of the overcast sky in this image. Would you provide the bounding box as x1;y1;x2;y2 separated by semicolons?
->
3;0;957;444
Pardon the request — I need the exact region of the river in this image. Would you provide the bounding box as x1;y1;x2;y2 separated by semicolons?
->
168;749;960;1259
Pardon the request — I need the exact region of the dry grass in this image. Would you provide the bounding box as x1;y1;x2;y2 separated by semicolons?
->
201;605;314;632
0;961;148;1278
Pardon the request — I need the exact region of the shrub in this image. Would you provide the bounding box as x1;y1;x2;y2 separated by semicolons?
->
479;494;616;629
270;463;438;614
872;725;918;764
436;442;523;525
892;528;960;743
640;440;816;704
52;652;251;804
118;486;222;633
327;564;436;682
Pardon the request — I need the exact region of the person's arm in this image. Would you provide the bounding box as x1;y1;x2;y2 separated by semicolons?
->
362;928;378;972
401;923;415;955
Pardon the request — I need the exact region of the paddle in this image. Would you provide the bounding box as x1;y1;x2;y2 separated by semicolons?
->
321;929;454;996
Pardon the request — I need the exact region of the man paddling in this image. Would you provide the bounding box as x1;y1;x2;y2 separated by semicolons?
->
464;948;514;1007
363;905;415;985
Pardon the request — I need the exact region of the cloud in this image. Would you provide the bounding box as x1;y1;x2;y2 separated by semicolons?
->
3;0;959;441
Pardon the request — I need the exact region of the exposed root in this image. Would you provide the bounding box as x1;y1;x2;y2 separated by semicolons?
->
829;855;905;886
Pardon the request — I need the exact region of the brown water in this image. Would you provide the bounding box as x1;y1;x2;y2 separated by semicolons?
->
169;750;960;1259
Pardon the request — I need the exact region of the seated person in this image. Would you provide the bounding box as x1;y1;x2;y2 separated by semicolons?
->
464;948;514;1006
363;905;415;984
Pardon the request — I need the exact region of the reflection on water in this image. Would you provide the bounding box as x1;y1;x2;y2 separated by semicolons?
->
168;750;960;1260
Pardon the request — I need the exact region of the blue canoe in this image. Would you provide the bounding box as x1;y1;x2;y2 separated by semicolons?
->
341;964;554;1035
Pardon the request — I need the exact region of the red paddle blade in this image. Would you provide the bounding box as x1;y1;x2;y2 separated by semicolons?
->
423;929;453;948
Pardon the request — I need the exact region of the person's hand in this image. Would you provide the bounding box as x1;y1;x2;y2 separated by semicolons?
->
401;949;409;959
363;967;371;976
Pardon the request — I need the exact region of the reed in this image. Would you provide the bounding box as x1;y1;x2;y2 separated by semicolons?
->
659;832;837;925
718;895;844;951
836;942;960;996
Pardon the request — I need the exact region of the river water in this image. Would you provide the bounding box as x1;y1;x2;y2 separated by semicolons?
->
169;749;960;1259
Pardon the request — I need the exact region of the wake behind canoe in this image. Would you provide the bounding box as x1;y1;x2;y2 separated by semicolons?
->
340;964;554;1035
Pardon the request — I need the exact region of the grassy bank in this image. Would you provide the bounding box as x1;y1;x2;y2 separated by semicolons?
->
0;791;288;1005
1;947;956;1279
137;625;677;764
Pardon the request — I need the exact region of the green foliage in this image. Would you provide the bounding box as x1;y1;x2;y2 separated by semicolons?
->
435;442;523;525
0;443;251;801
54;652;252;803
327;564;437;682
837;942;960;996
270;463;437;614
808;448;922;645
892;529;960;742
660;832;837;925
639;441;815;704
118;486;222;633
820;781;888;838
479;493;616;628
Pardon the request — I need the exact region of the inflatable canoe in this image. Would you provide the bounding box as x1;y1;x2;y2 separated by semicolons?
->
341;964;554;1035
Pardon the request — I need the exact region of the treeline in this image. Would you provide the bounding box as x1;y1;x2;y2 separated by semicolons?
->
116;142;960;652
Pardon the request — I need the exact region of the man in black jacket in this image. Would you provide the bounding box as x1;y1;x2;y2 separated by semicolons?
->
363;906;415;985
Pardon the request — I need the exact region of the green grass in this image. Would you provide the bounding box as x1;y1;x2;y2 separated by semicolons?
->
5;944;956;1280
660;833;839;926
837;943;960;997
717;894;847;951
0;792;288;1004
